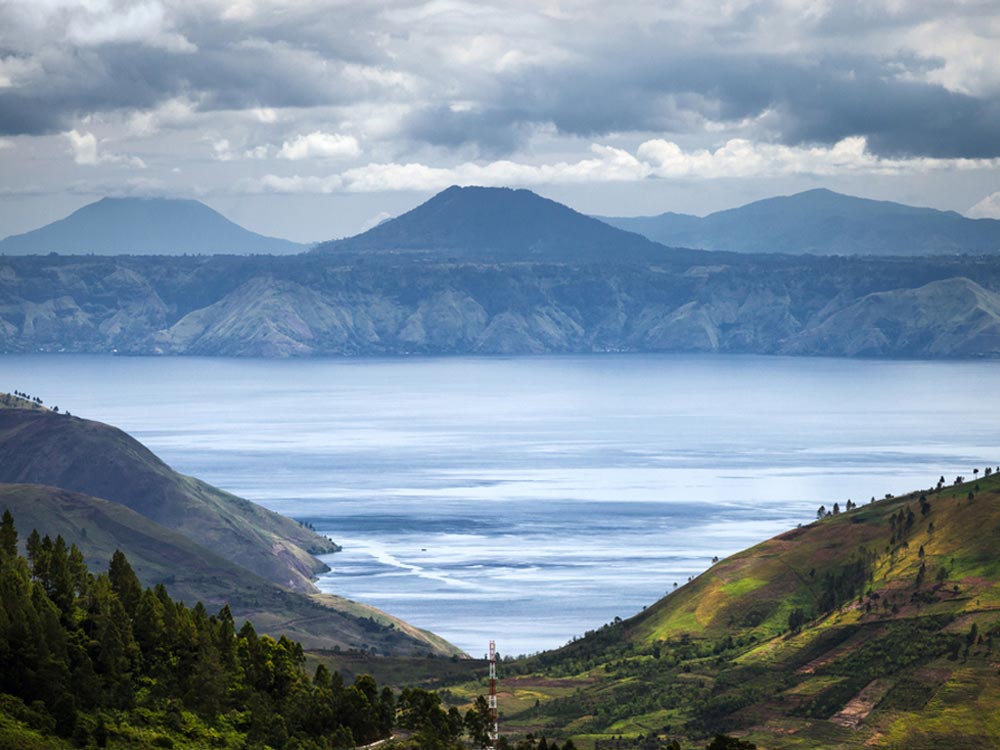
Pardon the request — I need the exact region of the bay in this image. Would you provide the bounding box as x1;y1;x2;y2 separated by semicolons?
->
4;353;998;655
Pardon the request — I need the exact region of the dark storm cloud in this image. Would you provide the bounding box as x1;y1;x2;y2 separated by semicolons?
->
0;2;401;135
1;1;999;159
397;45;1000;159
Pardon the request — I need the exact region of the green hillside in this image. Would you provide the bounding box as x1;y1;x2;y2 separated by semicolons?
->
446;473;1000;749
0;516;454;750
0;483;458;657
0;402;338;592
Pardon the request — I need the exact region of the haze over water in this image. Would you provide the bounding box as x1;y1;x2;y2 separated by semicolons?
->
7;353;999;654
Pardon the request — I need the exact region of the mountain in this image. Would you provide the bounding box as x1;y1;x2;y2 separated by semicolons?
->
316;185;708;263
5;252;1000;359
477;472;1000;749
600;189;1000;256
0;400;337;592
0;197;307;255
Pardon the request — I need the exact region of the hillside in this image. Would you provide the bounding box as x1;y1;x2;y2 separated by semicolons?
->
0;197;306;255
5;251;1000;359
0;404;338;592
0;512;465;750
315;185;707;264
448;472;1000;749
0;482;456;656
600;189;1000;256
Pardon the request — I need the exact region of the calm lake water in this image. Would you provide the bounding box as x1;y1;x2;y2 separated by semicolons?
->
5;353;999;654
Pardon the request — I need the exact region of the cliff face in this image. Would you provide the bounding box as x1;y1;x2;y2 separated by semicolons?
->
3;254;1000;359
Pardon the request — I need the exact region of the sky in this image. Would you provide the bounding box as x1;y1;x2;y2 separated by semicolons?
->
1;0;1000;243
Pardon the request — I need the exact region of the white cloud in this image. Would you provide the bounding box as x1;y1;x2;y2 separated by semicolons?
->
967;192;1000;220
359;211;394;232
127;97;200;136
245;136;1000;194
0;138;12;150
212;138;234;162
64;1;196;52
278;132;361;161
253;107;279;124
244;145;271;160
66;130;99;165
65;130;146;168
0;54;39;88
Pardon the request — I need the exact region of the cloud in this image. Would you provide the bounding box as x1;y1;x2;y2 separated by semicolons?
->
359;211;394;232
278;131;361;160
0;0;997;160
211;138;234;162
3;0;1000;225
66;130;99;165
65;130;146;168
245;136;1000;194
967;192;1000;220
65;1;196;52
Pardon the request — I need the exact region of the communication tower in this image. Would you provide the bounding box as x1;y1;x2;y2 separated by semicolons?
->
488;639;499;749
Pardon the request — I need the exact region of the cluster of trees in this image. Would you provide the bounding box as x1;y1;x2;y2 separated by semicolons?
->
816;548;875;614
0;511;462;749
9;389;43;405
3;390;68;415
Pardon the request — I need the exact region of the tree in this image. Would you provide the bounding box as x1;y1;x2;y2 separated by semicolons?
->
0;509;16;558
787;608;806;633
465;695;492;748
816;506;826;520
108;550;142;618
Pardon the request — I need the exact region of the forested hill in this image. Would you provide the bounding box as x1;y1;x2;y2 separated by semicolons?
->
479;472;1000;749
0;514;471;750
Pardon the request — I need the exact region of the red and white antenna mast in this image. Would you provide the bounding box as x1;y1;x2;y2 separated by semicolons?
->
488;639;499;749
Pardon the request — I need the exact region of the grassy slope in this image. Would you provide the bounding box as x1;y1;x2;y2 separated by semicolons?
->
440;474;1000;749
0;482;461;657
0;402;338;592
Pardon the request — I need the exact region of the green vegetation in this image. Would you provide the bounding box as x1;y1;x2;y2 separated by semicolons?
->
433;471;1000;749
0;483;458;657
0;511;467;750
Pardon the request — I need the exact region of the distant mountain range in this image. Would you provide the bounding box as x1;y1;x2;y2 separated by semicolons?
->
4;187;999;260
316;185;710;264
600;188;1000;256
3;186;1000;359
0;197;307;255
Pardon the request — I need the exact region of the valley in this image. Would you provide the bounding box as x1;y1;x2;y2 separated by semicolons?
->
4;0;1000;746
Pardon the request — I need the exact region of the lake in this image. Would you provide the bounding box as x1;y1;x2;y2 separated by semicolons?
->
5;353;999;655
